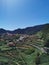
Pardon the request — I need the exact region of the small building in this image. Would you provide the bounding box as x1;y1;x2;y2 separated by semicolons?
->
7;42;16;47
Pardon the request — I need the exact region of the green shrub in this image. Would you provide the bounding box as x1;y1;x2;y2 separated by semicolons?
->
24;48;35;55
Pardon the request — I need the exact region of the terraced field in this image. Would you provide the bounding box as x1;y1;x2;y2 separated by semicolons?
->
0;43;49;65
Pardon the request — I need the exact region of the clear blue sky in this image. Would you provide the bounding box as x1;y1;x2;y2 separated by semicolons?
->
0;0;49;30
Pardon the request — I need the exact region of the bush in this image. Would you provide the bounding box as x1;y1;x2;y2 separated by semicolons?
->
24;48;35;55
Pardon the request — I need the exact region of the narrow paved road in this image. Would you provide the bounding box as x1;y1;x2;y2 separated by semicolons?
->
28;44;47;54
18;37;47;53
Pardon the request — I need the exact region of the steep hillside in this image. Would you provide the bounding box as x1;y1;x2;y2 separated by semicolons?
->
37;23;49;40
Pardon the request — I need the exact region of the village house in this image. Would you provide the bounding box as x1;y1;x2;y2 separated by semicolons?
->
7;42;16;47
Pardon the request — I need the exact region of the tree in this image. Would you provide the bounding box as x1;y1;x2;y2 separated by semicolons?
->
35;52;41;65
44;39;49;47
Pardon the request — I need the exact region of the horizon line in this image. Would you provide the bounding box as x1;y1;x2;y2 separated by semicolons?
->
0;23;49;31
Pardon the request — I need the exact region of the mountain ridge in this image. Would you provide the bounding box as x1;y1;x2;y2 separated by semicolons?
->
0;23;49;35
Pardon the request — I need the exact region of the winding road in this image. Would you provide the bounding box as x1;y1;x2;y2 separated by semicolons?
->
28;44;47;54
17;36;49;54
